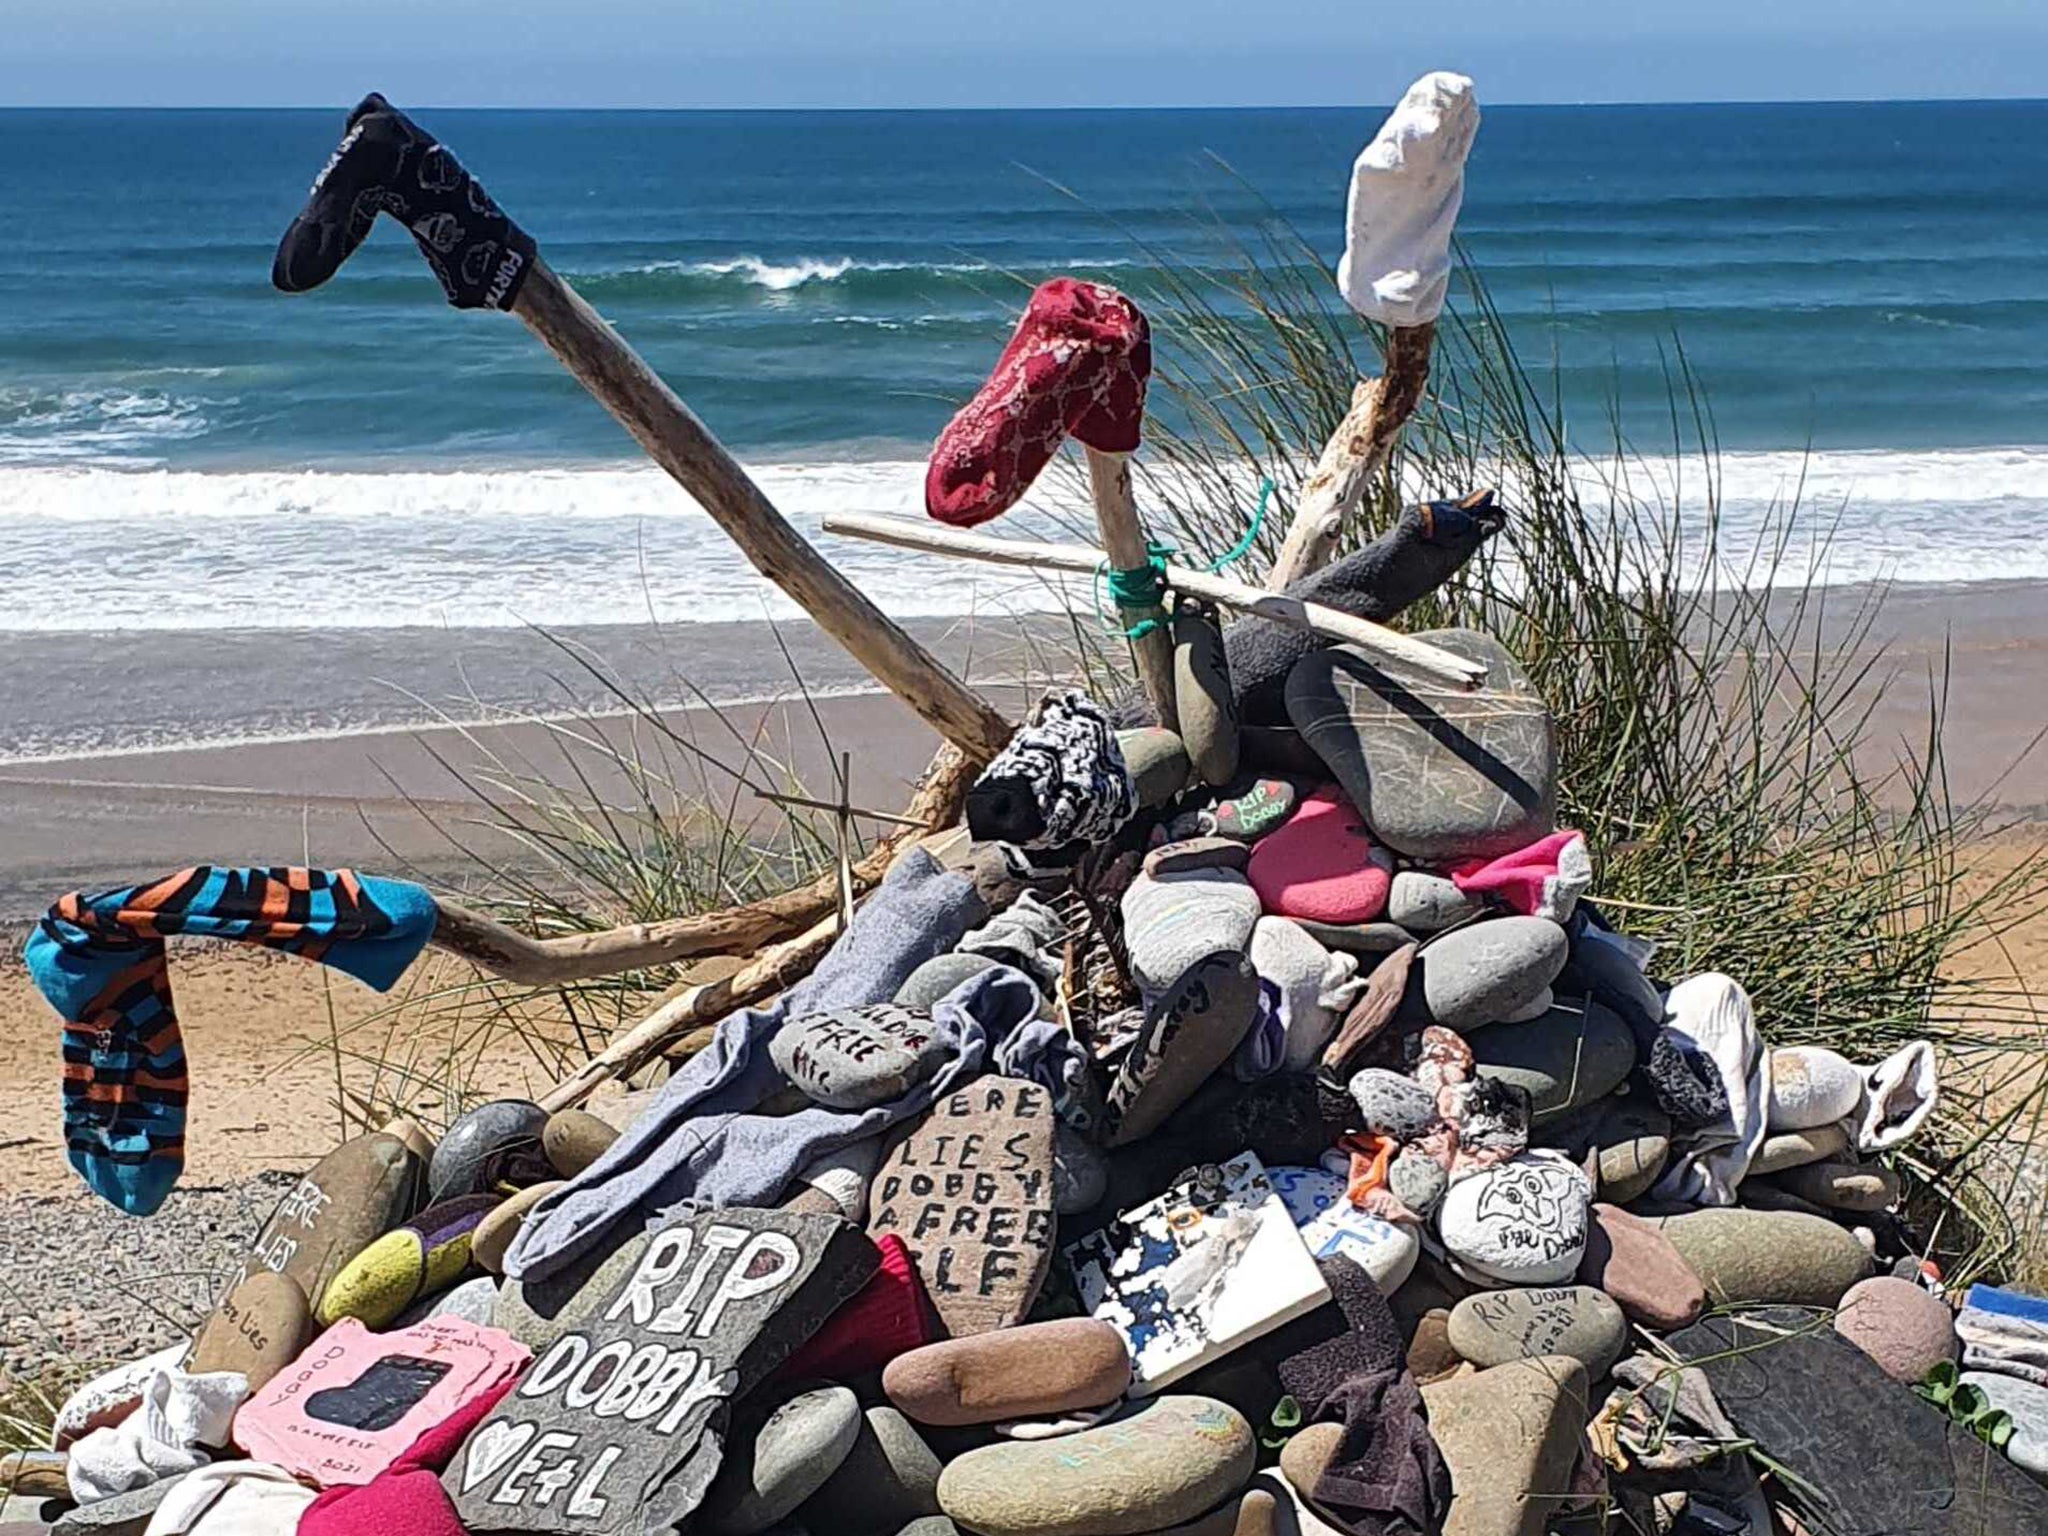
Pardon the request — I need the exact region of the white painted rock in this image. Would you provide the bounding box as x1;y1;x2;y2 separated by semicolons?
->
1438;1150;1591;1285
1767;1046;1865;1131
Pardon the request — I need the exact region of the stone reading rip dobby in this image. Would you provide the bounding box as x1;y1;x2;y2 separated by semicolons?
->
867;1076;1056;1338
446;1206;876;1536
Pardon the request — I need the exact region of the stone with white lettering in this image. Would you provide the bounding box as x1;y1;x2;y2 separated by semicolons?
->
445;1206;878;1536
773;1004;951;1111
867;1076;1057;1338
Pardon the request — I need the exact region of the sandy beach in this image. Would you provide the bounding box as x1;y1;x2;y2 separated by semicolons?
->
0;577;2044;1204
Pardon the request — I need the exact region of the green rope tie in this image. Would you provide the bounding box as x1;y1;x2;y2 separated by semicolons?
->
1104;541;1174;640
1208;476;1274;573
1096;477;1274;642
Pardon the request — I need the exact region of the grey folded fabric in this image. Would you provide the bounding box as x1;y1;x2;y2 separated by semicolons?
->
503;850;989;1283
957;889;1067;995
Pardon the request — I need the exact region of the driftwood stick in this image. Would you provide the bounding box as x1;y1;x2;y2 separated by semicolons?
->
1084;446;1179;732
823;512;1487;690
510;260;1012;763
428;742;976;983
1264;322;1436;592
537;909;841;1112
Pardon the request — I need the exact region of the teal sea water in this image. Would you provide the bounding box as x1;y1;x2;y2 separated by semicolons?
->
0;99;2044;640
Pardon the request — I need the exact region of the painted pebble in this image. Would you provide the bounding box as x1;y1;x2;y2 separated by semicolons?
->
935;1397;1256;1536
1446;1286;1628;1378
1438;1150;1591;1286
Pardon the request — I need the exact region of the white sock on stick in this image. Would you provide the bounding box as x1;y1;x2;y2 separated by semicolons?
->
1338;71;1480;327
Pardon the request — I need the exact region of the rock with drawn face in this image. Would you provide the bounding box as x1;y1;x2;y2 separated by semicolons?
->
1437;1150;1591;1286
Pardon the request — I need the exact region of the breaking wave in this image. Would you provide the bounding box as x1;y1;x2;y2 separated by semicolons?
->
1;445;2046;633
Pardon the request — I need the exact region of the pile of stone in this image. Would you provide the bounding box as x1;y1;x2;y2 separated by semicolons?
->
6;609;2045;1536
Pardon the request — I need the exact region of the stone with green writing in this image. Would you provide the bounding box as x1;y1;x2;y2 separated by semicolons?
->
1171;776;1300;843
445;1206;877;1536
867;1075;1056;1338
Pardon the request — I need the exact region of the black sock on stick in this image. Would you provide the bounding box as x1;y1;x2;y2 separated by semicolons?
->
273;93;536;311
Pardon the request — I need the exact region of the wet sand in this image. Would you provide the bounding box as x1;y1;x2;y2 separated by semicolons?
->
0;578;2044;1200
2;578;2045;922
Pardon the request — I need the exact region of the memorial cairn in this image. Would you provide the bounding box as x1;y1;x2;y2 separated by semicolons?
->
5;74;2043;1536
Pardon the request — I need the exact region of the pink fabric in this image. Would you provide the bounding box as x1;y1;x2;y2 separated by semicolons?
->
1446;830;1587;918
297;1377;516;1536
925;278;1150;528
1245;786;1393;923
774;1233;936;1382
235;1316;528;1488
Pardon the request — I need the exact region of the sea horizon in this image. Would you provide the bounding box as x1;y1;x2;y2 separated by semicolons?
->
2;99;2044;755
5;95;2045;111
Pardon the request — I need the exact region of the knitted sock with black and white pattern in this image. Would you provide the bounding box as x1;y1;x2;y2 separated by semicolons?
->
967;690;1136;848
274;93;535;311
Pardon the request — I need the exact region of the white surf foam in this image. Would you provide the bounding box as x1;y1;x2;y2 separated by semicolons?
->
0;445;2042;633
0;385;214;466
581;254;1138;290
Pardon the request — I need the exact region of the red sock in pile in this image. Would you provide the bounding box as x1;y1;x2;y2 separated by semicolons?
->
773;1233;937;1381
925;278;1150;527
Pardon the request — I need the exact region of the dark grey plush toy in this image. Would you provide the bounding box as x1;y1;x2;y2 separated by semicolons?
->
1226;487;1506;724
1114;488;1506;729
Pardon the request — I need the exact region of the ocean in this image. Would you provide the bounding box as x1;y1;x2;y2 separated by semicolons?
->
1;99;2045;756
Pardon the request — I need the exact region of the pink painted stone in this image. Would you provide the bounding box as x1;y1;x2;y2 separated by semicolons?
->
1246;786;1394;924
233;1316;529;1487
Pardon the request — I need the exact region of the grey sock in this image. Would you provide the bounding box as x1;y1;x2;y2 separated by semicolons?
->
957;889;1067;996
502;850;991;1284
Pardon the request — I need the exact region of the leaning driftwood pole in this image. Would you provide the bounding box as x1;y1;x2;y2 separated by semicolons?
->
824;511;1488;690
1265;72;1478;591
538;908;842;1111
271;95;1011;767
511;265;1010;761
1265;324;1436;591
1085;446;1179;731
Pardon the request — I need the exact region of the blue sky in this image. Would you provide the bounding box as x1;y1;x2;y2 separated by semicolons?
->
4;0;2043;107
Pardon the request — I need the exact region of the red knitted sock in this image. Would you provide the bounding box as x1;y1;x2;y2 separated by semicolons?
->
774;1234;937;1380
925;278;1150;527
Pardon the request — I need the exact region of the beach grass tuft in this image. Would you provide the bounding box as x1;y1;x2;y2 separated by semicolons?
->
1120;206;2048;1281
337;212;2047;1277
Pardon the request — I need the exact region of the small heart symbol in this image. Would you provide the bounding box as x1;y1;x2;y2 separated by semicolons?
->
460;1418;536;1492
